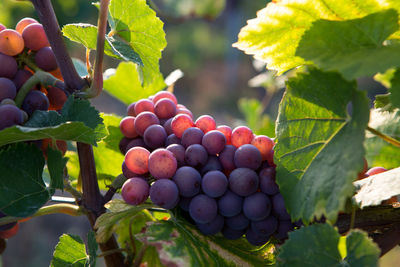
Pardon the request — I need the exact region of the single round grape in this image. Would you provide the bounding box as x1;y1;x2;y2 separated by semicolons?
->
251;216;278;237
47;86;68;110
179;196;192;212
185;144;208;168
134;111;160;136
148;149;177;179
225;213;249;230
202;170;228;198
177;108;193;118
165;133;181;146
229;168;259;197
12;69;33;91
153;90;178;105
125;147;150;174
0;29;24;56
189;194;218;224
222;227;245;240
251;135;274;161
143;124;167;149
0;212;17;231
234;144;262;170
15;17;38;33
274;220;294;240
366;167;387;176
22;23;49;51
243;192;271;221
195;115;216;133
154;98;176;119
126;102;136;116
245;228;270;246
119;137;132;154
35;46;58;71
218;190;242;217
0;53;17;78
166;144;185;167
202;130;226;155
196;214;224;235
216;125;232;145
272;193;291;220
0;104;23;130
171;114;194;138
121;178;150;205
181;127;204;148
231;126;253;148
126;137;148;151
259;167;279;195
134;99;154;115
200;155;222;175
219;145;236;172
163;117;173;135
21;90;49;116
119;116;138;138
0;78;17;102
173;165;201;197
150;179;179;209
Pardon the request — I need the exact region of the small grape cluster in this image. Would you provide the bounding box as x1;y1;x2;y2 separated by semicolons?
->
0;18;67;131
119;91;296;246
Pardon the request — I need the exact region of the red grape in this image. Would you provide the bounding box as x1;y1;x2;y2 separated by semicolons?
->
22;23;49;51
134;111;160;136
0;29;24;56
134;99;154;114
231;126;253;148
251;135;274;161
15;17;38;34
148;149;177;179
153;91;178;105
125;147;150;174
120;116;138;138
195;115;216;133
121;177;150;205
216;125;232;145
171;114;194;138
154;98;176;119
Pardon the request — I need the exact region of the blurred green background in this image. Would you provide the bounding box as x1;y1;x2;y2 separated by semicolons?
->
0;0;397;266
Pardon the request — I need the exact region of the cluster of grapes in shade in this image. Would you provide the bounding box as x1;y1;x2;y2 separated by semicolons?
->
0;18;67;131
119;91;295;246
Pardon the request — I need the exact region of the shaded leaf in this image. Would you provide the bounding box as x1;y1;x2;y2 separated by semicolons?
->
274;69;369;223
374;68;396;88
105;35;143;65
152;0;226;19
47;147;68;194
87;231;98;267
51;234;88;267
389;68;400;109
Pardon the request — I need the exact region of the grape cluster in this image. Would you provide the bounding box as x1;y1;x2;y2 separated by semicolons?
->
119;91;296;246
0;18;67;131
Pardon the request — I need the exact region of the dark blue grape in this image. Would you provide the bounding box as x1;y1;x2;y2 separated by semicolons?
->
0;78;16;102
143;124;167;149
35;46;58;71
163;117;173;135
21;90;49;116
181;127;204;148
222;227;245;240
219;145;236;172
173;166;201;197
201;130;226;155
179;196;192;212
201;170;228;198
218;190;242;217
150;179;179;209
245;228;270;246
0;104;23;130
229;168;259;197
274;220;294;240
200;155;222;175
234;144;262;170
165;133;181;146
251;216;278;237
272;193;291;220
259;167;279;195
196;214;224;235
185;144;208;168
225;213;249;230
243;192;271;221
189;194;217;224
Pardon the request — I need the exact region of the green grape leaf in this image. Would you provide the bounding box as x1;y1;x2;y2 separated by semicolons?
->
62;23;143;66
51;234;88;267
87;231;98;267
238;98;275;137
233;0;400;75
389;68;400;109
354;167;400;207
72;58;89;77
60;97;103;130
145;211;274;266
274;69;369;223
365;109;400;169
296;9;400;80
374;93;393;111
108;0;167;87
47;147;68;194
374;68;396;88
103;62;165;105
277;224;379;267
0;143;50;217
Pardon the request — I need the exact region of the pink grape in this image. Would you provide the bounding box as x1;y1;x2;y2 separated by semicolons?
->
148;149;177;179
134;99;154;114
195;115;216;133
121;178;149;205
134;111;160;136
125;147;150;174
231;126;253;148
251;135;274;161
171;114;194;138
119;116;138;138
216;125;232;145
153;91;178;105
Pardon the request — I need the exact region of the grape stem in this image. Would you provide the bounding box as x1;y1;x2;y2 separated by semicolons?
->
0;203;84;226
367;126;400;148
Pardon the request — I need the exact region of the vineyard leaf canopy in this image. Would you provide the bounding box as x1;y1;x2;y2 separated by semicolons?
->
274;69;369;223
233;0;400;75
389;68;400;109
277;224;379;267
296;9;400;80
51;234;89;267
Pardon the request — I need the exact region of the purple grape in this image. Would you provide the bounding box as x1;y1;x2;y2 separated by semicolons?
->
201;130;226;155
185;144;208;168
119;137;133;154
0;53;17;78
259;167;279;195
121;178;150;205
35;46;58;71
243;192;271;221
127;102;136;116
228;168;259;197
173;166;201;197
179;196;192;212
143;124;167;149
219;145;236;172
163;117;173;135
165;133;181;146
200;155;222;175
272;193;291;220
234;144;262;170
134;111;160;136
12;69;33;91
0;78;17;102
196;214;224;235
222;227;245;240
0;105;23;130
201;170;228;198
189;194;217;224
225;213;249;230
148;149;177;179
274;220;294;240
21;90;49;116
251;216;278;237
126;137;149;151
181;127;204;148
122;161;146;179
166;144;185;166
245;228;270;246
154;98;176;119
150;179;179;209
218;190;242;217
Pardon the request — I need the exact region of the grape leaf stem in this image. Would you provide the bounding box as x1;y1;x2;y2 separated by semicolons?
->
367;126;400;148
